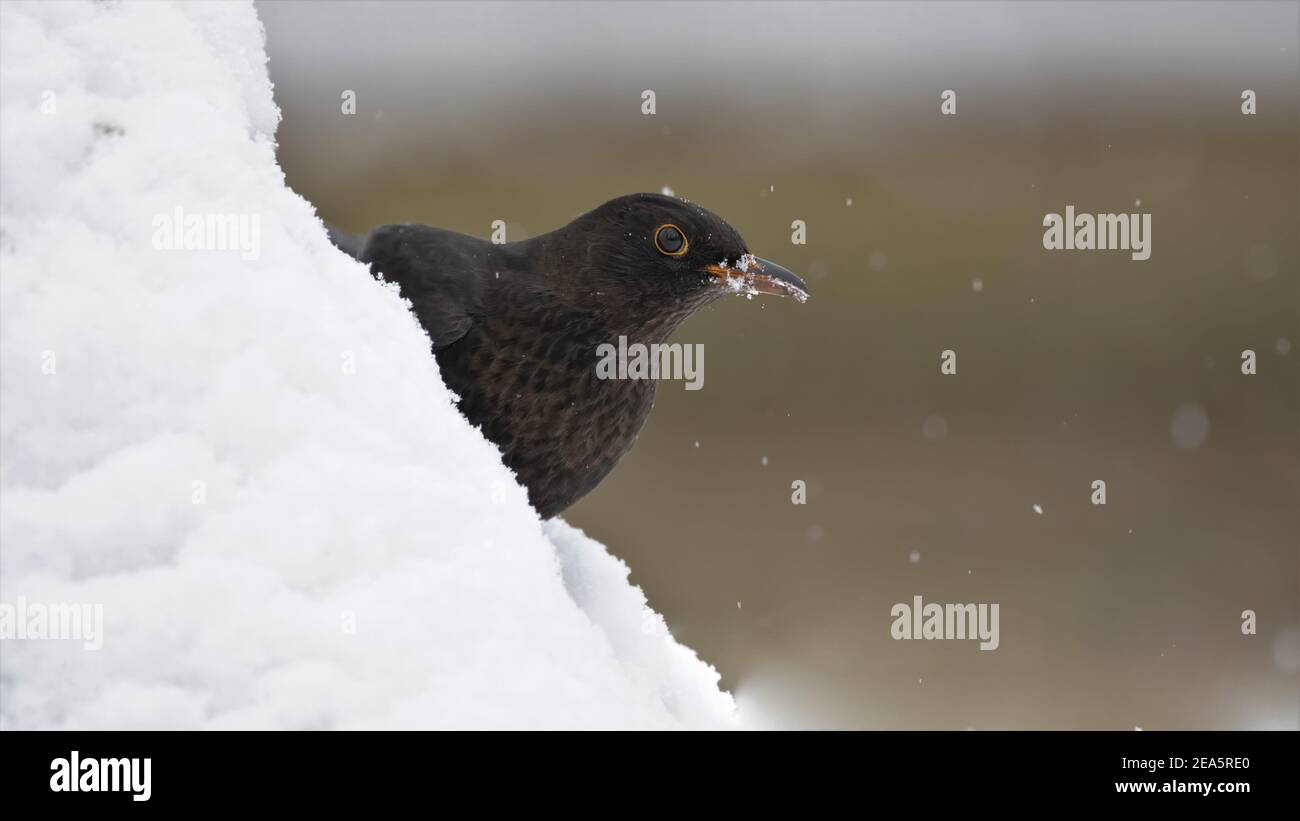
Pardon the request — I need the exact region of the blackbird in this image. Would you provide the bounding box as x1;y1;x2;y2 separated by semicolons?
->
331;193;808;518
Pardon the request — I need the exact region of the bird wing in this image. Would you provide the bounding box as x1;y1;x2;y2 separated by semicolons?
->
360;224;485;350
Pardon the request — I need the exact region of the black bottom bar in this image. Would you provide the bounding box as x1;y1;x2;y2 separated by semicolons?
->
1;730;1292;807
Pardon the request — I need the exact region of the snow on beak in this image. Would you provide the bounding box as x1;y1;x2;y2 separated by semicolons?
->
703;254;809;302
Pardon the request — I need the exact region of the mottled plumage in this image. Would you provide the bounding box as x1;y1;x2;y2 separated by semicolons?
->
334;193;807;518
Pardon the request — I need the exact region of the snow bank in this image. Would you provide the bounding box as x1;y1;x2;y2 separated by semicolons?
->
0;0;734;729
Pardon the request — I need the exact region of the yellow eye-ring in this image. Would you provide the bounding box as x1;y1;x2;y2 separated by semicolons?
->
654;224;688;256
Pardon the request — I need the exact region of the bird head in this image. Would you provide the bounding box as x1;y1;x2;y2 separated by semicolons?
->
540;193;808;333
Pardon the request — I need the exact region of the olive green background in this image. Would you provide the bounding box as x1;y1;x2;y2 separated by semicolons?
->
259;0;1299;728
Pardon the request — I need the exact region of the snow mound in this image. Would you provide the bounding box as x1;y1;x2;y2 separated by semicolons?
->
0;0;734;730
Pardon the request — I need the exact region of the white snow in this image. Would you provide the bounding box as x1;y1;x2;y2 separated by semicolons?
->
0;0;733;729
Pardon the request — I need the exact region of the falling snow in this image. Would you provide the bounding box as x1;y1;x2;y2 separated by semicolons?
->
1170;403;1211;450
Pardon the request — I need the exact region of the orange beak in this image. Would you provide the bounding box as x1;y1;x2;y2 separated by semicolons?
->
703;254;809;302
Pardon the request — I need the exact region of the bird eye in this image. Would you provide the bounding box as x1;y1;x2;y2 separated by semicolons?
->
654;224;687;256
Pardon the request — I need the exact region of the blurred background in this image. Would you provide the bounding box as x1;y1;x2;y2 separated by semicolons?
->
258;0;1298;729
